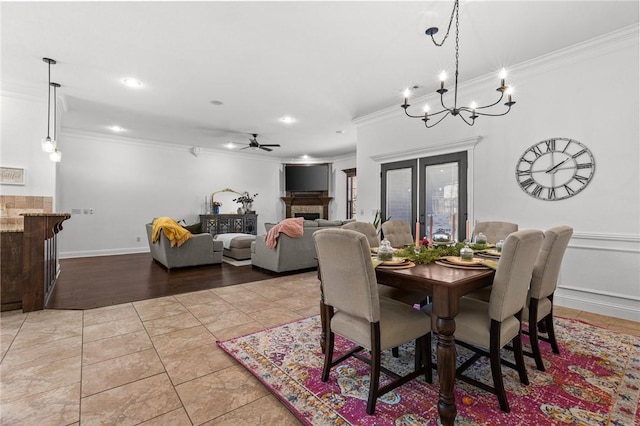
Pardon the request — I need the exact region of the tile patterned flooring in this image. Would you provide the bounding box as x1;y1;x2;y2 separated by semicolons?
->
1;271;638;425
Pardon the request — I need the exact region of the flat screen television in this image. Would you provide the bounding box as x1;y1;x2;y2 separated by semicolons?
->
285;164;330;191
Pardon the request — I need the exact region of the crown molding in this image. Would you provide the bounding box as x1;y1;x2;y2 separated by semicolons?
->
369;136;482;162
354;23;639;127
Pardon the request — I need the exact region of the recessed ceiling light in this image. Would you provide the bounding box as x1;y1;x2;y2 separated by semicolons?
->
301;154;309;160
210;100;224;106
121;78;143;88
280;116;296;124
225;141;235;149
108;125;126;132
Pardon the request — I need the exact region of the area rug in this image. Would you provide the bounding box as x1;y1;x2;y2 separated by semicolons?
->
218;315;640;426
222;257;252;267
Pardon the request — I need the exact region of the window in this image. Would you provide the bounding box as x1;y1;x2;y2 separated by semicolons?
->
343;168;357;219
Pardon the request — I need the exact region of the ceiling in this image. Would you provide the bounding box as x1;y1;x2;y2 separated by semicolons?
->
2;1;638;161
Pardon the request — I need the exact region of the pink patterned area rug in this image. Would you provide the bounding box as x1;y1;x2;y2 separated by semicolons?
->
217;315;640;425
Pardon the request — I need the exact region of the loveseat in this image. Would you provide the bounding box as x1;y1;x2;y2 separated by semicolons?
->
145;223;223;270
251;219;353;273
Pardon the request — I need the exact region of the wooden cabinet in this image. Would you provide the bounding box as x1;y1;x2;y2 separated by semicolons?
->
199;214;258;236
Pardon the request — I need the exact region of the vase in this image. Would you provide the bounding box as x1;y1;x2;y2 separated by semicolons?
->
237;207;244;214
243;202;252;213
213;206;220;215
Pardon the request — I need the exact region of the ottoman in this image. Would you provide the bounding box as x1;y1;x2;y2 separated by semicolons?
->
223;234;256;260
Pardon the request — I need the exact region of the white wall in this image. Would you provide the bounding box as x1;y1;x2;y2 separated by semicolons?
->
329;154;356;220
0;92;56;198
56;130;284;257
354;26;640;320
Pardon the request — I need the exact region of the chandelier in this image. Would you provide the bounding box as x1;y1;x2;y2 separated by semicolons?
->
41;58;56;153
401;0;515;128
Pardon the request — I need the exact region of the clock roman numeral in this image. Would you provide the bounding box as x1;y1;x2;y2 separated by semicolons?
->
520;178;535;189
547;187;556;200
545;139;556;152
576;162;593;169
520;157;533;165
531;185;544;197
572;149;587;158
516;170;531;176
564;184;575;196
529;145;543;157
574;175;589;184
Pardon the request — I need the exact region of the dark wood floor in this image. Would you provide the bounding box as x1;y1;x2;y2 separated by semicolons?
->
46;254;280;310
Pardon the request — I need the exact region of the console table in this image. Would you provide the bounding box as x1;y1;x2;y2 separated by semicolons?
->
199;214;258;236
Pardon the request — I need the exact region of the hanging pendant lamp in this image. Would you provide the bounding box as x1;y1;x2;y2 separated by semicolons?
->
49;82;62;162
41;58;57;153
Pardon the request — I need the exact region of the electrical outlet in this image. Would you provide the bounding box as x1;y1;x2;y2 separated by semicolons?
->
89;208;94;214
83;209;89;214
71;208;81;215
136;237;141;242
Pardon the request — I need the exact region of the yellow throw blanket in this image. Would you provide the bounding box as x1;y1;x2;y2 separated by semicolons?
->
152;217;192;248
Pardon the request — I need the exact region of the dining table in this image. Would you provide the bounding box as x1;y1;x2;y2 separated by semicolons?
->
375;261;495;426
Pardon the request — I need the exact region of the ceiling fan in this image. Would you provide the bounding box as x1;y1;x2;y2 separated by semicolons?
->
240;134;281;152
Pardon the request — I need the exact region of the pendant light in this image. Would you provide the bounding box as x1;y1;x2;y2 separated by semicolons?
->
49;82;62;162
41;58;57;153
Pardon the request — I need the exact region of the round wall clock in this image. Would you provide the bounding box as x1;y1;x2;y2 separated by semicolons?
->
515;137;595;201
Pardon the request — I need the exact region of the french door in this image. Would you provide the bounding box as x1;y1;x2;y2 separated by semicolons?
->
381;152;467;242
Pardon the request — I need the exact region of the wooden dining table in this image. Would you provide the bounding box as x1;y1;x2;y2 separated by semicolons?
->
375;262;495;426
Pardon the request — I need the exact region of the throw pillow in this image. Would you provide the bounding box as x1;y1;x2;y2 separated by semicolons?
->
182;223;203;234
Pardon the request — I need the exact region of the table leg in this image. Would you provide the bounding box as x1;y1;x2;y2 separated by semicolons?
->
436;316;457;426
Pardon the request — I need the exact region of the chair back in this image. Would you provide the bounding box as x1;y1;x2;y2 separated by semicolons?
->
381;220;414;247
314;229;380;323
342;221;380;248
473;221;518;244
489;229;543;322
530;226;573;300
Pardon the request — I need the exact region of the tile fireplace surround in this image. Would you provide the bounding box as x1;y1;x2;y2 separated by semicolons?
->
281;191;332;219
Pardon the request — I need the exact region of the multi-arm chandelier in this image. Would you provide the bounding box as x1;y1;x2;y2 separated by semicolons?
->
401;0;515;128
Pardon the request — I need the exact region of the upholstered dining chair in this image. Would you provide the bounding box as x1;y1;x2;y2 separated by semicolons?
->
342;221;429;307
381;220;414;248
341;221;380;248
313;228;432;415
523;226;573;371
472;221;518;244
426;229;543;412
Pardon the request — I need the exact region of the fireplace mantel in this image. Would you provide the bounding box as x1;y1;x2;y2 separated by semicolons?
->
281;191;332;219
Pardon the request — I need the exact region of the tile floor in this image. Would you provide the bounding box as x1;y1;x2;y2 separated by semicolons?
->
1;271;638;425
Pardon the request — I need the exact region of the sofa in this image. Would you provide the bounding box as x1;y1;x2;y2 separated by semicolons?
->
251;219;353;273
145;223;223;270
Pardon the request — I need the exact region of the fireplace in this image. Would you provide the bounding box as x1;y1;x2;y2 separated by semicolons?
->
295;213;320;220
281;191;333;219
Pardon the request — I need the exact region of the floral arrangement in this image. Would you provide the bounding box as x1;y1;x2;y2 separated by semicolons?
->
212;200;223;207
233;192;258;204
396;242;465;264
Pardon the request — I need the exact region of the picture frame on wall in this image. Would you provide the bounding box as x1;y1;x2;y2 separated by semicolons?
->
0;167;25;185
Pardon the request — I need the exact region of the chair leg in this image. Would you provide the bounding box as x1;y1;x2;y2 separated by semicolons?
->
528;299;545;371
512;333;529;386
490;321;510;413
545;313;560;354
366;323;382;415
322;331;334;382
392;347;399;358
424;334;432;383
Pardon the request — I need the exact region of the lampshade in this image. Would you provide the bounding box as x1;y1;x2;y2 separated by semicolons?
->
49;149;62;163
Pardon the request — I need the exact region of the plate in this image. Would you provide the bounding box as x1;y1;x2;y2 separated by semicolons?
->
377;261;416;270
381;257;409;265
435;259;490;270
441;256;484;266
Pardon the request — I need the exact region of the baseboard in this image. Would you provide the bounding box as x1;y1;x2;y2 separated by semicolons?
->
555;288;640;322
60;247;149;259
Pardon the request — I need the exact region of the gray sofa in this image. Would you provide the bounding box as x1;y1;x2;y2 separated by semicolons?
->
251;219;353;273
145;223;223;270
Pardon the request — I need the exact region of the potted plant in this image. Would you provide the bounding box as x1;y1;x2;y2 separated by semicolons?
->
212;200;222;214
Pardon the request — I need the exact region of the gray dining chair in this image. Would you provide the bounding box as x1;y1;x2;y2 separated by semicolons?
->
341;221;380;248
425;229;543;412
314;228;432;415
523;226;573;371
381;220;414;248
473;221;518;244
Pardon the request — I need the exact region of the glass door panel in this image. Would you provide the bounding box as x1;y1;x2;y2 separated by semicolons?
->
419;152;467;242
381;160;416;235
